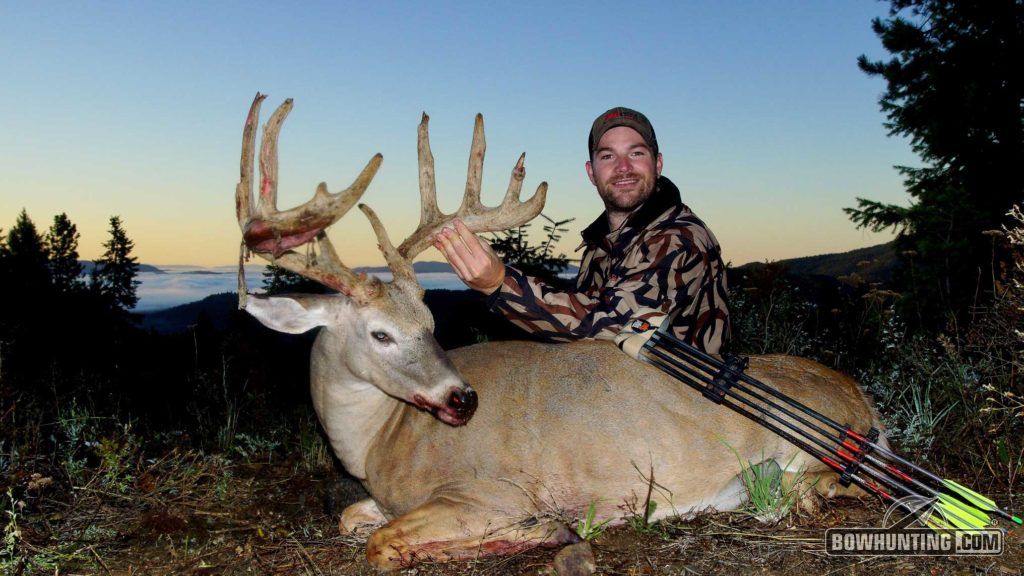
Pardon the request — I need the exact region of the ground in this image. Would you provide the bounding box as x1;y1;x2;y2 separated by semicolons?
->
4;453;1021;575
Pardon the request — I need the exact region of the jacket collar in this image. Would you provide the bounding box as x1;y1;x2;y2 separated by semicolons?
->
580;176;683;246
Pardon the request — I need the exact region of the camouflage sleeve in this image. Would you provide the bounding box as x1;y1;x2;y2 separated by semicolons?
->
489;229;727;350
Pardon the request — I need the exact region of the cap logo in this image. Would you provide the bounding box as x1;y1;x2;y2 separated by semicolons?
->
604;110;640;122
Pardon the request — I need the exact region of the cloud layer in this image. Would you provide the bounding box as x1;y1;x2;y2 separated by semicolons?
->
135;266;467;312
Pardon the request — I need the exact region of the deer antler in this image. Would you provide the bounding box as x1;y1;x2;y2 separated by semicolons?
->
236;93;383;306
361;113;547;285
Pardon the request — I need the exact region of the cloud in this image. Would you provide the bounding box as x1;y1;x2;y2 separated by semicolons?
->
134;266;467;312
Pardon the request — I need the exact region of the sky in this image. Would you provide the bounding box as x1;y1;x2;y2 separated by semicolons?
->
1;1;915;269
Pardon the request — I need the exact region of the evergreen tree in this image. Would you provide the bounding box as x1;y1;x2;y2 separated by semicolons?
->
2;211;53;379
261;263;326;295
488;214;573;286
846;0;1024;327
47;212;84;293
93;215;140;311
5;209;51;297
0;227;7;281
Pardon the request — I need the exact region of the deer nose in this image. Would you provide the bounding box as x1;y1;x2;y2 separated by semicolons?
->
447;386;478;416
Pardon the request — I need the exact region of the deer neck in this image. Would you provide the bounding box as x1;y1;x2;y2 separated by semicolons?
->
309;329;404;480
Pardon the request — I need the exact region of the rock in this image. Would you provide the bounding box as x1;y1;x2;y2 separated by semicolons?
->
553;541;596;576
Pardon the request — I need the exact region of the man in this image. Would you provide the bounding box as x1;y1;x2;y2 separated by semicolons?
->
434;107;730;353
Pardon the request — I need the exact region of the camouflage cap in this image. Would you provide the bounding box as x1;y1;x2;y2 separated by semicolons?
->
588;107;659;158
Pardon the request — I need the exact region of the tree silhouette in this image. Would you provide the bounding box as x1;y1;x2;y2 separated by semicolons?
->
5;209;51;296
1;210;53;379
47;212;84;294
488;214;574;286
261;263;327;295
846;0;1024;327
93;215;140;311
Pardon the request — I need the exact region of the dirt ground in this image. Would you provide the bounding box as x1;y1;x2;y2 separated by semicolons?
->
6;454;1021;575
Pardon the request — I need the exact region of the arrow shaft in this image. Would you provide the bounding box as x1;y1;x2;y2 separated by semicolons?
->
644;335;1005;525
641;349;971;527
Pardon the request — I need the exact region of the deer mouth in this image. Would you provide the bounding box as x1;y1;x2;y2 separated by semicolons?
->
412;387;477;427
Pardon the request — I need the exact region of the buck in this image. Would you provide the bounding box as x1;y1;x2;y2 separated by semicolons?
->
234;94;884;569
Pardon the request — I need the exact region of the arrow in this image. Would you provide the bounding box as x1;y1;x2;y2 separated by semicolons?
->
641;331;1021;527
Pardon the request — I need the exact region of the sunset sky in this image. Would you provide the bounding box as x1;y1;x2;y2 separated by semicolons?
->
1;1;914;268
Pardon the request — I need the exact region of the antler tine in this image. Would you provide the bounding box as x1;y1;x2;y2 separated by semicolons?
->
459;113;485;215
235;94;385;302
359;204;418;288
257;98;293;218
396;114;548;260
236;92;266;230
417;113;444;228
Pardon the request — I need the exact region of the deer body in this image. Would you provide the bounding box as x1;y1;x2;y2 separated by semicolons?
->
234;95;883;569
365;340;877;521
248;294;880;568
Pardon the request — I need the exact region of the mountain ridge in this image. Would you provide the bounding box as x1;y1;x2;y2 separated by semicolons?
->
139;243;898;334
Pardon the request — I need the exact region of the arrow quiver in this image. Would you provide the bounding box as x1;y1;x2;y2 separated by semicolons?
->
837;425;880;487
629;317;1022;529
703;353;748;404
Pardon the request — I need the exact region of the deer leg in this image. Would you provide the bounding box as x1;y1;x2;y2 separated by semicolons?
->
340;498;388;536
808;471;870;499
781;469;870;516
365;496;579;570
781;470;823;514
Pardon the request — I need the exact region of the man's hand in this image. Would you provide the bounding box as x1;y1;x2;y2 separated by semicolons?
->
433;219;506;295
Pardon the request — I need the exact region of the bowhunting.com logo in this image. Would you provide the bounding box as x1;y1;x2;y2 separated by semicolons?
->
826;496;1003;556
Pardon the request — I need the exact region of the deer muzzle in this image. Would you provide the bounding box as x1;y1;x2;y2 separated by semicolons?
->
415;385;477;427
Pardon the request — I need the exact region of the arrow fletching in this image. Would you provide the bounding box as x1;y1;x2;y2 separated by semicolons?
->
941;478;1022;524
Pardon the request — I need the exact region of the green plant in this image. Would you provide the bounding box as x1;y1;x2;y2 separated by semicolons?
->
894;379;958;457
96;423;138;493
487;213;574;286
625;500;665;536
296;412;331;473
57;399;96;484
574;501;612;541
2;488;22;569
624;461;672;538
724;444;808;524
231;433;281;462
728;266;820;358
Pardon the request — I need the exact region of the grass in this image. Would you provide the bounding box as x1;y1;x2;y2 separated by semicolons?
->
724;445;809;525
574;501;612;541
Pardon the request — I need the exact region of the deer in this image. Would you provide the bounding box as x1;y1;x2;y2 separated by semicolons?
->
233;94;885;570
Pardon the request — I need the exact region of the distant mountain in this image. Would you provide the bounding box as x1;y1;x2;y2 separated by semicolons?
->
138;245;897;334
354;261;454;274
81;260;165;274
736;242;897;284
139;292;239;333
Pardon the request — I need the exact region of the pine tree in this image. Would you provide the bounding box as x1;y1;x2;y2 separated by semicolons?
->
47;213;84;293
1;211;53;378
488;214;573;286
5;209;51;297
93;215;140;311
846;0;1024;327
0;227;7;280
261;263;327;295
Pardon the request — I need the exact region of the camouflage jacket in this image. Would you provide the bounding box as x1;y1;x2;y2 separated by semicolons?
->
488;176;730;353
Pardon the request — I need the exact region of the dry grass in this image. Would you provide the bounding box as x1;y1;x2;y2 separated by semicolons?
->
3;450;1021;575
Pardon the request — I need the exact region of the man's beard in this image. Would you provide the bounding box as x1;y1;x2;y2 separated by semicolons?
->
597;172;656;213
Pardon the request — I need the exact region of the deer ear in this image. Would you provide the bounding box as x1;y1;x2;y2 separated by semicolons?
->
245;295;330;334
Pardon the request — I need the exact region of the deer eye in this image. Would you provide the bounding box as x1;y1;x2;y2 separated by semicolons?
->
371;331;393;345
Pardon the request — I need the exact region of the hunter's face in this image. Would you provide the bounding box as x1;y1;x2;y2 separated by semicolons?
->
586;126;663;216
